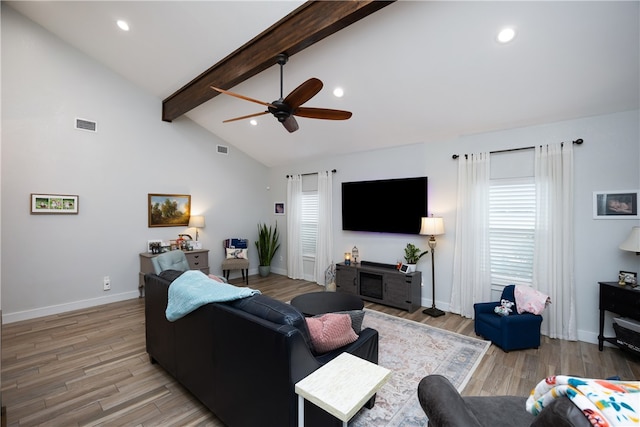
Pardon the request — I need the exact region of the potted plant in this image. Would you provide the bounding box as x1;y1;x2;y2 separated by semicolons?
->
255;222;281;277
403;243;427;272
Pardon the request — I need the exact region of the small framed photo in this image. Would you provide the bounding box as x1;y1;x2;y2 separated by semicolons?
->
147;239;163;253
618;270;637;286
31;193;79;214
593;190;639;219
275;202;285;215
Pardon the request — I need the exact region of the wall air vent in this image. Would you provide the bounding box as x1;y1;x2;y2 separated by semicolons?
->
75;118;97;132
217;145;229;155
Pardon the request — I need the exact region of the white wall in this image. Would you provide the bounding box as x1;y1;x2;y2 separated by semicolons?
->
1;5;272;322
269;110;640;344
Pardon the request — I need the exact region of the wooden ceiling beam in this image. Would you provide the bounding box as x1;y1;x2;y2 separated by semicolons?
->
162;0;395;122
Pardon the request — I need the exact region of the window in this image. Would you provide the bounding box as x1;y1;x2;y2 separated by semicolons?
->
301;191;318;258
489;178;535;287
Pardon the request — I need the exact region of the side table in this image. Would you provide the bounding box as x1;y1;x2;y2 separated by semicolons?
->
295;352;391;426
598;281;640;353
138;249;210;297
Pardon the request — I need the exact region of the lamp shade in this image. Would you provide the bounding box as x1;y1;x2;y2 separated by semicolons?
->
620;226;640;253
419;217;445;236
188;215;205;228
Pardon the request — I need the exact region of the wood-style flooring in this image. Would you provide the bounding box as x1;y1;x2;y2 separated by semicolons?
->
2;274;639;426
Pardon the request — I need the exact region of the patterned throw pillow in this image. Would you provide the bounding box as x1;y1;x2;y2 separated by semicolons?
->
313;310;365;333
225;248;248;259
305;313;358;353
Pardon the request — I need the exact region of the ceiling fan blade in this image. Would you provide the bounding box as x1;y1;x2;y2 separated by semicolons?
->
282;116;299;133
294;107;352;120
223;111;269;123
283;78;323;109
211;86;275;108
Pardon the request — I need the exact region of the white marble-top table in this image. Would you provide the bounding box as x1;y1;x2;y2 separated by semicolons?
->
295;352;392;427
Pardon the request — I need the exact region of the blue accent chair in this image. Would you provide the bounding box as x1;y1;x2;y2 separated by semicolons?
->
473;285;543;352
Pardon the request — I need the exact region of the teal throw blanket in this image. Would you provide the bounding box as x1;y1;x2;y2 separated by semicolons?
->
165;270;260;321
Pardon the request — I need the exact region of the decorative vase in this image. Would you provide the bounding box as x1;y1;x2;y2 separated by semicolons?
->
258;265;271;277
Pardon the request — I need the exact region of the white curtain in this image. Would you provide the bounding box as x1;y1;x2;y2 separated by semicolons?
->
534;143;576;340
314;171;333;285
286;175;304;279
450;153;492;318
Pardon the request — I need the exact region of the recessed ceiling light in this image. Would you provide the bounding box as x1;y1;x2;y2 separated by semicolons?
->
250;119;258;126
117;20;130;31
497;27;516;44
333;87;344;98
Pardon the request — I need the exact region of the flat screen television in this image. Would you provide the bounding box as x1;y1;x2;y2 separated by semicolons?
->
341;176;428;234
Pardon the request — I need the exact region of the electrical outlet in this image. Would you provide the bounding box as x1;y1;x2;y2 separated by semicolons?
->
280;256;283;262
103;276;111;291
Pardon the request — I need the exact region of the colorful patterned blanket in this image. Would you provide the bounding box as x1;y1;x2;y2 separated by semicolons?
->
526;375;640;426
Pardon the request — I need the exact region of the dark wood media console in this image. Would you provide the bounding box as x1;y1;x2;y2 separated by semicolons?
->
335;261;422;312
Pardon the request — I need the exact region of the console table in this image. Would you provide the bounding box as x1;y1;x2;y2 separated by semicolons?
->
138;249;209;297
598;281;640;353
335;261;421;312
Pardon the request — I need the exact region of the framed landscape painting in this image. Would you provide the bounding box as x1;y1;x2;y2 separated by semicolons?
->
593;190;639;219
148;193;191;227
31;193;79;214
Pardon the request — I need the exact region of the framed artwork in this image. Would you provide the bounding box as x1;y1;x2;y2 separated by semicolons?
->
30;193;79;214
275;202;285;215
593;190;639;219
148;193;191;227
618;270;637;286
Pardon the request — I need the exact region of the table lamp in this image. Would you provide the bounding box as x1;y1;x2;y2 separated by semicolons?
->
188;215;206;241
620;226;640;255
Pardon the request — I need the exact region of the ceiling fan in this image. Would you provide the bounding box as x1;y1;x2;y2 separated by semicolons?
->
211;53;352;133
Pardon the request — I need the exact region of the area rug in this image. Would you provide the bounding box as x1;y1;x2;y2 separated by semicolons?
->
350;309;491;426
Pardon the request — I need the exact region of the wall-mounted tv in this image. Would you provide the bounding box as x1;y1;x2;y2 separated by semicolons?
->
342;176;428;234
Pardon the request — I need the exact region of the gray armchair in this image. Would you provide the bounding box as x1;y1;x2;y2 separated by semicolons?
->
418;375;591;427
150;250;190;274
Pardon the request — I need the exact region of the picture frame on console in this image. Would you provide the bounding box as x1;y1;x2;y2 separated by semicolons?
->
618;270;637;286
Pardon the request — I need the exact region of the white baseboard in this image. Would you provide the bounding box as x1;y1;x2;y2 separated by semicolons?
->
3;291;139;324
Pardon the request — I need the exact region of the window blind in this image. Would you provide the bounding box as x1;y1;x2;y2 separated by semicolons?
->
489;179;535;286
301;192;318;257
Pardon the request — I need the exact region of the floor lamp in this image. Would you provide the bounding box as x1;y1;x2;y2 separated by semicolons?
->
420;216;445;317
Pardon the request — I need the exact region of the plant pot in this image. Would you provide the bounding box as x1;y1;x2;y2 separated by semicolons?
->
258;265;271;277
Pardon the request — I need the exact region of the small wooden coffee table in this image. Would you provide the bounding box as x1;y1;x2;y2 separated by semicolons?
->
290;291;364;316
295;352;391;427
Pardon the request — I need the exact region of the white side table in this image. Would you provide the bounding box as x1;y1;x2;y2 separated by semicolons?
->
295;352;391;427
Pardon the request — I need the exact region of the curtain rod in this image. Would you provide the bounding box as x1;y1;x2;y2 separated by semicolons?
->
286;169;337;178
451;138;583;160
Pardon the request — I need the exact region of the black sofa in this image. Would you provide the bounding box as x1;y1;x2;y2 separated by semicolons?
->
418;375;591;427
144;271;379;427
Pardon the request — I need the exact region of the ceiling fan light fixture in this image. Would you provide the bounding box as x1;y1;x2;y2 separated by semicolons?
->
250;119;258;126
333;87;344;98
497;27;516;44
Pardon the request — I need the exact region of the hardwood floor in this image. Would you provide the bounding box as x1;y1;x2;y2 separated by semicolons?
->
2;274;638;426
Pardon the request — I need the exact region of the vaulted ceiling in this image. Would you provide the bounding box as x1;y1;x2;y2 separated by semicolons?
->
6;1;639;167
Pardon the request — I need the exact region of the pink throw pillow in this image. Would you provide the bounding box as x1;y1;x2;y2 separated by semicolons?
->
305;313;358;353
208;274;225;283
